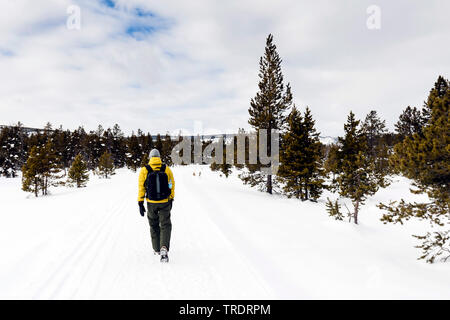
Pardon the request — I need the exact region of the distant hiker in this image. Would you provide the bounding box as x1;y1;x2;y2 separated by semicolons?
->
138;149;175;263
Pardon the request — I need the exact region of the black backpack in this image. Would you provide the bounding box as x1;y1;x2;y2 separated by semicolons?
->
144;164;171;201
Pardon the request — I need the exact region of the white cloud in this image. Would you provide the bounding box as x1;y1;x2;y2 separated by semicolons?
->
0;0;448;136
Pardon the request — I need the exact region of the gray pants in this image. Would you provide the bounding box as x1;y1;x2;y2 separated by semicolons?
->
147;201;172;252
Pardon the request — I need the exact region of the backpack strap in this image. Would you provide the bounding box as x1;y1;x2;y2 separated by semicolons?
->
160;164;166;172
145;165;152;172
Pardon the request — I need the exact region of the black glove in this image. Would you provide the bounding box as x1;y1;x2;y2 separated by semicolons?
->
138;201;146;217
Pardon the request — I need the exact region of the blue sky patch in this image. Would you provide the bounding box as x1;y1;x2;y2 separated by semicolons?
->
126;24;157;40
0;48;14;57
101;0;115;8
124;8;169;40
134;8;155;17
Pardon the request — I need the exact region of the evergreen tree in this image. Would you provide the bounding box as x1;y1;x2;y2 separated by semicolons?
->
334;112;381;224
68;154;89;187
361;110;387;153
379;76;449;263
220;148;233;178
22;141;62;196
154;134;163;153
243;34;293;194
39;140;63;195
361;110;391;186
140;153;149;167
139;132;153;164
126;133;142;172
81;128;105;170
323;143;340;182
161;133;174;165
0;123;26;177
111;124;126;168
52;126;72;173
395;106;424;139
98;151;115;178
277;106;324;201
422;75;449;125
21;146;41;197
219;139;232;177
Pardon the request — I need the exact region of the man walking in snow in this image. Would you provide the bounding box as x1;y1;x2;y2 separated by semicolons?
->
138;149;175;263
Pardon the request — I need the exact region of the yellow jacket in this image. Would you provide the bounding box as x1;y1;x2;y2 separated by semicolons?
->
138;157;175;203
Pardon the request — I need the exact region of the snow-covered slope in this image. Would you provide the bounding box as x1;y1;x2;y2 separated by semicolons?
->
0;166;449;299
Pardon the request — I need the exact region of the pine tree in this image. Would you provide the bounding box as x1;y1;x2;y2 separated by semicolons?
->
422;75;448;125
68;154;89;187
334;112;380;224
139;132;153;164
220;139;232;177
155;134;163;153
111;124;126;168
98;151;115;178
361;110;387;153
39;140;63;195
140;153;149;167
323;143;340;182
52;126;72;174
395;106;424;139
125;133;142;172
22;141;62;196
379;76;449;262
361;110;391;186
243;34;293;194
21;146;41;197
277;106;324;201
161;133;174;165
0;123;26;177
81;128;105;170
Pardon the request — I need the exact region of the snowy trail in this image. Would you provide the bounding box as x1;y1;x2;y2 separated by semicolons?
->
0;167;273;299
1;166;450;299
186;174;302;298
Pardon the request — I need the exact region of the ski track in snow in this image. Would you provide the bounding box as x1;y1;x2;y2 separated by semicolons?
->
0;167;273;299
1;166;450;299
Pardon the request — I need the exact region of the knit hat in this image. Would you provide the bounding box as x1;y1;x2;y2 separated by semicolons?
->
149;148;160;158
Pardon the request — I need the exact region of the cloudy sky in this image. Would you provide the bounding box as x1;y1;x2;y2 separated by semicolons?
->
0;0;448;136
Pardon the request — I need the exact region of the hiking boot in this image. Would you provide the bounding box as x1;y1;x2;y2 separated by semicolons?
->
160;246;169;263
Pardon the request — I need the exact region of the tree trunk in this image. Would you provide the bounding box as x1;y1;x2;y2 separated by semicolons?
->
354;200;359;224
266;126;273;194
34;177;38;197
267;174;272;194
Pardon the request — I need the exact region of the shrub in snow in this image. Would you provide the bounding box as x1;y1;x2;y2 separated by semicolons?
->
413;231;450;263
326;198;344;221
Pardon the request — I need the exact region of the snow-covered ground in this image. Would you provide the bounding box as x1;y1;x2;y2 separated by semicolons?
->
0;166;449;299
